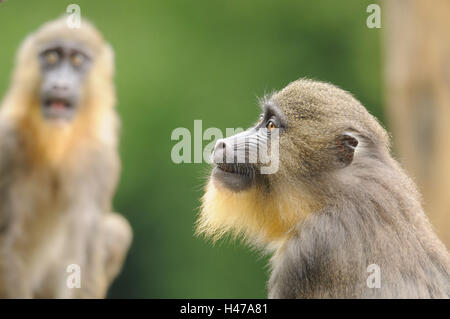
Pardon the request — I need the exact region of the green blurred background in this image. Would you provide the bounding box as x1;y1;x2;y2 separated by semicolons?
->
0;0;382;298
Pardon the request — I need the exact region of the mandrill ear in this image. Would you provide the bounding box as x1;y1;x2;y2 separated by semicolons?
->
333;132;359;167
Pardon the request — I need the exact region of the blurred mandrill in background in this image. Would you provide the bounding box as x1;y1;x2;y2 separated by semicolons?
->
197;79;450;298
0;18;132;298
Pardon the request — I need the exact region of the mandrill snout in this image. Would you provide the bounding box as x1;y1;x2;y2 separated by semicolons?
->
210;133;263;192
212;138;236;165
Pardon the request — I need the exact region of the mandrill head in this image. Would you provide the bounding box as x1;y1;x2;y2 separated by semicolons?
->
1;17;118;165
197;79;390;248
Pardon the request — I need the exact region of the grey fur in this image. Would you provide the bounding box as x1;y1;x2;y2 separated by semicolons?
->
267;79;450;298
201;78;449;299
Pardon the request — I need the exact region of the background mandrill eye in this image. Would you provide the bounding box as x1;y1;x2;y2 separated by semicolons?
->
71;52;85;67
266;120;276;131
45;51;59;65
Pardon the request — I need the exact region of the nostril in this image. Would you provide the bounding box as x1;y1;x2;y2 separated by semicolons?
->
52;83;69;91
215;139;227;151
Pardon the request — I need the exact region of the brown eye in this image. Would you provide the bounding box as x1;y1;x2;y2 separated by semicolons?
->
45;51;59;65
267;120;276;131
71;53;84;67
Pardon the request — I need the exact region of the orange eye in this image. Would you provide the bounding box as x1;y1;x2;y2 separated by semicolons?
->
45;51;59;65
267;120;276;131
71;53;84;67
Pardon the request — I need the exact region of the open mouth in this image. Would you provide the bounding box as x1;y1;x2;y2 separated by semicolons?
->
44;98;73;110
42;97;76;120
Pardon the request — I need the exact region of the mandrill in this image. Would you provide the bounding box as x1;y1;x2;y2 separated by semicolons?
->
0;18;131;298
197;78;450;298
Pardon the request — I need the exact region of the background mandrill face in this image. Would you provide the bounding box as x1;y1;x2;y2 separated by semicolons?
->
38;40;93;121
7;17;114;129
210;79;389;194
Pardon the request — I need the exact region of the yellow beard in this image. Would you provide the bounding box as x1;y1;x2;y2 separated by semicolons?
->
15;88;115;170
197;178;318;248
22;107;73;167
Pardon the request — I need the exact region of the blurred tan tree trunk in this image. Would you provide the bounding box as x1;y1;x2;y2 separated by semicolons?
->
384;0;450;249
